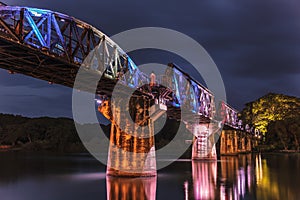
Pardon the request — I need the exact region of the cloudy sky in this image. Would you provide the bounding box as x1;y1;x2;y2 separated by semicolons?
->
0;0;299;118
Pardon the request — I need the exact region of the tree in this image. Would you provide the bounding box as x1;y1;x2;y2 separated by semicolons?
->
241;93;300;150
241;93;300;134
0;114;85;152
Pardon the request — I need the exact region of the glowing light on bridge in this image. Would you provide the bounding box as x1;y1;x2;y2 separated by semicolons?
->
0;3;256;178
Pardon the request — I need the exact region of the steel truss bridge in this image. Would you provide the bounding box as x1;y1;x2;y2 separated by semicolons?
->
0;4;255;176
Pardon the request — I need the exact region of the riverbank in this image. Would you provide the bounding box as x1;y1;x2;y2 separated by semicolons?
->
254;144;300;154
0;142;86;153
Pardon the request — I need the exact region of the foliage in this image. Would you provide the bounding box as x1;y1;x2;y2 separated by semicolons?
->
241;93;300;151
0;114;86;152
241;93;300;134
266;116;300;151
0;113;192;155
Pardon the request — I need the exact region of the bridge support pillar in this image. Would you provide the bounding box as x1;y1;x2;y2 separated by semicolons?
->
220;130;238;155
100;97;156;177
191;123;217;160
240;136;245;152
246;135;252;152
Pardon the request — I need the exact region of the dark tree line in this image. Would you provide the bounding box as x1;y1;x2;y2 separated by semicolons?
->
0;113;192;155
0;114;86;152
266;116;300;151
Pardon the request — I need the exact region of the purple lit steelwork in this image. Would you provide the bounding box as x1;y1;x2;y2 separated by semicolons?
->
0;3;257;176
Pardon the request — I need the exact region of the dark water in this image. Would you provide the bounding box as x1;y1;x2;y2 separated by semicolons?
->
0;152;299;200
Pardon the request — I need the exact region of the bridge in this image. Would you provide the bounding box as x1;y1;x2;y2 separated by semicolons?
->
0;4;257;177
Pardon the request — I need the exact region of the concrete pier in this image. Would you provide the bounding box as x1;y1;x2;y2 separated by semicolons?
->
99;97;157;177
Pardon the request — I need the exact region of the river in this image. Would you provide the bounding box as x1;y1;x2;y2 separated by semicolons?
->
0;152;299;200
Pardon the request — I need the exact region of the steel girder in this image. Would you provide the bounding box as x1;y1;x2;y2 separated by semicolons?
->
0;5;248;131
164;63;216;120
0;5;142;80
219;101;242;129
0;5;150;90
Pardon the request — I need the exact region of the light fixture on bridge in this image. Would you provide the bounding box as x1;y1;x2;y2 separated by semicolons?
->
27;8;47;17
95;99;102;105
29;10;43;17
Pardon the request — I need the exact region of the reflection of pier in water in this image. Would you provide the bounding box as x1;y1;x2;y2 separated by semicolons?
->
190;161;218;199
106;177;157;200
219;154;256;200
185;154;261;200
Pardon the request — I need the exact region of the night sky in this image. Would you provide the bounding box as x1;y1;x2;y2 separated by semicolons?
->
0;0;299;118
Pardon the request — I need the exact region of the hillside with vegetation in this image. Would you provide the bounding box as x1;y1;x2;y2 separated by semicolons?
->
0;113;187;154
0;114;87;152
241;93;300;151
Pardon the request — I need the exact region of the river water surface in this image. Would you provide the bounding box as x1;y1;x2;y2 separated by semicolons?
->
0;152;299;200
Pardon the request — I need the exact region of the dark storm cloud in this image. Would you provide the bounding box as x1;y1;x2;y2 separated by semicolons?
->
1;0;299;116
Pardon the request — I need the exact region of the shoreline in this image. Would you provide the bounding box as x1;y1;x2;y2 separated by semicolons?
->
1;146;299;155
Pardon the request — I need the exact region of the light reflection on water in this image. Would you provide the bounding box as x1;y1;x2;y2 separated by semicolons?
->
107;176;156;200
59;172;106;181
0;152;299;200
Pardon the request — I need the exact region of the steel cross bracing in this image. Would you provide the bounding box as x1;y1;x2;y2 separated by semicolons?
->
218;101;253;132
0;4;249;131
164;63;216;121
219;101;239;128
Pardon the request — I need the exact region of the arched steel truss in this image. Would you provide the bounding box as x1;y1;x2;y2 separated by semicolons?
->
0;5;246;130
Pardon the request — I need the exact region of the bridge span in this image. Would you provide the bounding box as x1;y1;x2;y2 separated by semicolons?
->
0;4;256;177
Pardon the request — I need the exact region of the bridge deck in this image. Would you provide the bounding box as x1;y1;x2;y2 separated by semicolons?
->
0;4;251;131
